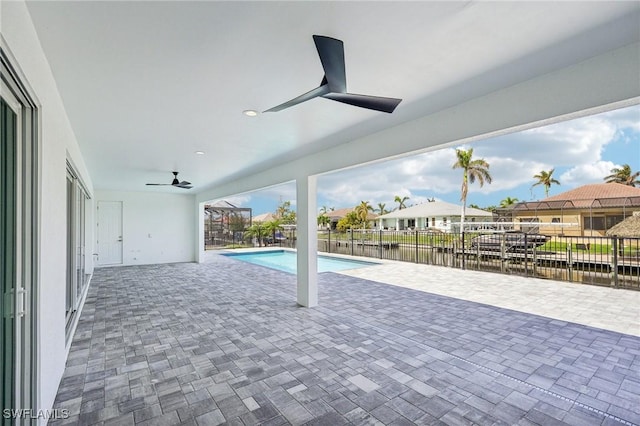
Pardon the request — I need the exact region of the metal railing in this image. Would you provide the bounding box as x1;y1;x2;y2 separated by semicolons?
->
208;228;640;290
316;229;639;290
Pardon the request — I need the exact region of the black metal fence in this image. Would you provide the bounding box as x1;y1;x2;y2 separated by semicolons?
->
319;229;640;290
207;228;640;290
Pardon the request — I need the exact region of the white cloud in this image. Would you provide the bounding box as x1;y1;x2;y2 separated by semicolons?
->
560;161;617;187
477;114;617;166
252;182;296;204
210;194;252;206
600;104;640;133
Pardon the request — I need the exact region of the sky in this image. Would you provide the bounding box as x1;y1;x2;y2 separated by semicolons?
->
217;104;640;215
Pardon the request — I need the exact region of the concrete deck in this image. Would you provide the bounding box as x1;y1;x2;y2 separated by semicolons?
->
338;259;640;337
50;253;640;425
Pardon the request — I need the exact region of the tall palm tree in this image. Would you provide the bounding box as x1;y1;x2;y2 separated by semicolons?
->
376;202;388;215
394;195;410;210
452;148;492;232
532;169;560;198
604;164;640;187
355;201;374;228
499;197;519;208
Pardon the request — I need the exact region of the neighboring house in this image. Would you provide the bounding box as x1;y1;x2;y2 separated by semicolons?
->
252;212;275;223
510;183;640;236
326;207;378;230
377;201;493;231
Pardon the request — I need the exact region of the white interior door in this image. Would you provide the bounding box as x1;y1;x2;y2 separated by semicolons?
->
97;201;123;265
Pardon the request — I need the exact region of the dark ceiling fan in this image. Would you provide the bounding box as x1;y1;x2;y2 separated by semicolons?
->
264;35;402;114
146;171;192;189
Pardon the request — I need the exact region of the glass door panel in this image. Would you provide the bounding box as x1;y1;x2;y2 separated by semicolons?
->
1;96;17;423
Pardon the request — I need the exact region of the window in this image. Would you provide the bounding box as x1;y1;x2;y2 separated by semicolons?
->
66;163;90;339
443;217;447;226
431;218;435;227
605;215;624;230
551;217;561;223
584;216;605;230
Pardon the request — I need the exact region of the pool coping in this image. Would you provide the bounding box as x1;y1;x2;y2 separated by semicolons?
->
217;247;391;265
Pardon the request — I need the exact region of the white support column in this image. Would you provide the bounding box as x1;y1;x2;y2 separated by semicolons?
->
195;200;205;263
296;175;318;307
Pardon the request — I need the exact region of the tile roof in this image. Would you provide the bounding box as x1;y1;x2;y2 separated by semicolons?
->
512;183;640;211
252;212;275;222
543;183;640;201
326;207;377;221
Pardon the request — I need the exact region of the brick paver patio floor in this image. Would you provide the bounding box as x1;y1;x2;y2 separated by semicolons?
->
50;254;640;425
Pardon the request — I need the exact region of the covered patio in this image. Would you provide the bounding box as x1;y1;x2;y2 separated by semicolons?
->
50;255;639;425
2;1;639;422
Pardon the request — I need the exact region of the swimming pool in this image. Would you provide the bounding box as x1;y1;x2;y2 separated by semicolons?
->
222;250;378;274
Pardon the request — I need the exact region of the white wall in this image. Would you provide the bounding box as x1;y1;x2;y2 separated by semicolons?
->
1;0;95;417
96;191;196;266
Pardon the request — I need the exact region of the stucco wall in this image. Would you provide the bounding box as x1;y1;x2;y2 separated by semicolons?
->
1;0;95;416
95;191;196;266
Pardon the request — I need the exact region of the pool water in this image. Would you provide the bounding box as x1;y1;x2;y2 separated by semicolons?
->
222;250;378;274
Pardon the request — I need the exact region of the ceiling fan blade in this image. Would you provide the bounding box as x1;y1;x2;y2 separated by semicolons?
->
146;183;171;186
177;181;191;186
264;84;330;112
175;184;193;189
313;35;346;92
323;92;402;113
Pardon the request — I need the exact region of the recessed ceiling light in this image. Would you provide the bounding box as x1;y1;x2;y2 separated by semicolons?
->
243;110;258;117
195;151;205;155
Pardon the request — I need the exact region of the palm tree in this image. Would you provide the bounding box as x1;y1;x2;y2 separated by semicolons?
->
499;197;519;208
355;201;374;228
264;219;283;245
532;169;560;198
319;205;334;215
244;222;267;247
604;164;640;187
394;195;410;210
317;213;330;228
376;202;388;215
452;148;492;232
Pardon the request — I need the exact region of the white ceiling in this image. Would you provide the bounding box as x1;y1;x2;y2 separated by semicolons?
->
25;1;640;194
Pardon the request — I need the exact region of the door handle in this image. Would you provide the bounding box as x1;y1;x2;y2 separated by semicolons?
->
17;288;26;317
117;237;123;242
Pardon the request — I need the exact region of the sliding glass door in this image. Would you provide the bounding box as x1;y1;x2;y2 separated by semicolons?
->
1;93;18;424
1;48;38;425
